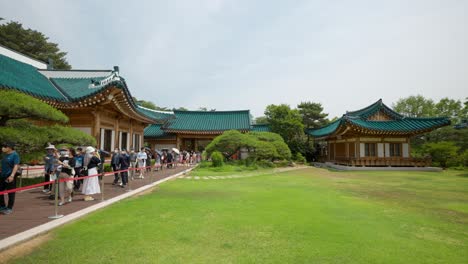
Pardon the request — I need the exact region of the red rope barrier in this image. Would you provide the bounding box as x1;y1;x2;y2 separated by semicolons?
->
0;162;181;195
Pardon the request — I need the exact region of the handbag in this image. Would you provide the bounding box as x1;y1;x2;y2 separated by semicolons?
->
14;167;23;177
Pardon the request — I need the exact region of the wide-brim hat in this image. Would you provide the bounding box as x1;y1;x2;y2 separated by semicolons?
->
86;146;96;154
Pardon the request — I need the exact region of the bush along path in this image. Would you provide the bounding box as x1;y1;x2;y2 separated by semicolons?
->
180;166;309;180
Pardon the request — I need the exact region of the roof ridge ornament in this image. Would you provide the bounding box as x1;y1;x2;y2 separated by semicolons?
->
88;71;121;89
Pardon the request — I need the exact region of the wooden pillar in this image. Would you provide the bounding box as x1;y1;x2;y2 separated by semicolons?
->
129;119;134;149
114;116;119;150
92;107;101;147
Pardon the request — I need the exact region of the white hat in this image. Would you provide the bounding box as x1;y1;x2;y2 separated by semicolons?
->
45;145;56;150
85;146;96;154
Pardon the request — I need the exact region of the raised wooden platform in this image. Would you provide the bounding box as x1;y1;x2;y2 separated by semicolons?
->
314;162;443;172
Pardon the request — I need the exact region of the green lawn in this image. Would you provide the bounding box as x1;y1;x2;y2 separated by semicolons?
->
12;167;468;263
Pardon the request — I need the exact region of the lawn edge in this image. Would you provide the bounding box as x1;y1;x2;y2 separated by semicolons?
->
0;166;196;252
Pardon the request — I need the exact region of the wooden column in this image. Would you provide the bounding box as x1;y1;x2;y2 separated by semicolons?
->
92;107;101;147
114;117;119;150
129;119;134;149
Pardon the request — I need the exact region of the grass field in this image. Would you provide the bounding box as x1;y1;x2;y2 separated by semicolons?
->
11;167;468;263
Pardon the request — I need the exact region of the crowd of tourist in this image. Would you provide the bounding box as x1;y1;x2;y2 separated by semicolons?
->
0;142;202;216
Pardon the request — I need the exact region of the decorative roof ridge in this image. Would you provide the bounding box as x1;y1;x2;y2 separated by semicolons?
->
38;69;112;72
173;109;250;114
137;105;174;114
49;76;107;80
346;99;382;115
400;116;451;121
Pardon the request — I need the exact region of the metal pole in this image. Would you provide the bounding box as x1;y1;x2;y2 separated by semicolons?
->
101;173;105;201
49;178;64;219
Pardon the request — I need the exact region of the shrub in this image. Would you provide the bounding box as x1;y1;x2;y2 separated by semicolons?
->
257;160;275;168
103;163;112;172
211;151;224;167
293;152;306;163
421;141;459;168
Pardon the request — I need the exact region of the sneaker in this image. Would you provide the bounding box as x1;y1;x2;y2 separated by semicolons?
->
0;206;7;212
120;185;125;188
84;196;95;201
48;195;55;200
141;176;145;179
42;189;50;193
68;197;73;203
58;201;65;206
1;209;12;215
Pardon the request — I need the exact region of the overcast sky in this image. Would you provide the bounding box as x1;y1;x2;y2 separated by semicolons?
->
2;0;467;118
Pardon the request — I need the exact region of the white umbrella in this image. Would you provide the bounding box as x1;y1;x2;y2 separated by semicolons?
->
172;148;180;154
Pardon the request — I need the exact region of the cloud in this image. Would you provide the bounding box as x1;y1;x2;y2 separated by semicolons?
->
2;0;467;118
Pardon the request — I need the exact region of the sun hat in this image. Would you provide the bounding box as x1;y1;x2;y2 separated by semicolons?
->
45;144;56;150
85;146;96;154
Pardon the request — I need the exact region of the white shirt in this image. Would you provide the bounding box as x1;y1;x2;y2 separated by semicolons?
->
137;151;147;161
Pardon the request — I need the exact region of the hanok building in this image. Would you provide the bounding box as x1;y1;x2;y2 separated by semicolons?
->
0;45;159;151
308;100;450;167
144;110;253;151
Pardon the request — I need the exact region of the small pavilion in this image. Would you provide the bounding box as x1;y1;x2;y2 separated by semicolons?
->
308;99;450;167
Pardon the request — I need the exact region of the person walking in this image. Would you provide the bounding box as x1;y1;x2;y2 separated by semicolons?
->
82;147;101;201
167;151;173;168
118;149;130;188
57;148;75;206
136;147;147;179
0;142;20;215
43;145;57;193
128;148;137;180
111;148;121;185
154;151;161;171
145;150;152;173
72;147;84;191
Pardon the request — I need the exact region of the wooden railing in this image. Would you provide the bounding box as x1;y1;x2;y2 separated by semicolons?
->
330;156;432;167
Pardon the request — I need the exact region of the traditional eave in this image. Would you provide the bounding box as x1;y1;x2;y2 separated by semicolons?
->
162;129;250;135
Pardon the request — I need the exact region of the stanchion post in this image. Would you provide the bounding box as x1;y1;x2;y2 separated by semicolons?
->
49;178;64;219
101;173;105;201
127;169;132;191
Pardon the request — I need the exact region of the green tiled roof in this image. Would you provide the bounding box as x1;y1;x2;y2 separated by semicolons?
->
309;100;450;138
50;77;107;101
0;52;161;123
346;99;403;119
0;54;66;101
164;110;251;131
137;106;174;121
308;119;342;137
144;124;175;138
251;124;271;132
348;117;449;132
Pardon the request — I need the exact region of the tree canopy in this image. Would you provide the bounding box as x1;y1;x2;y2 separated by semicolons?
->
392;95;435;118
0;90;69;126
0;20;71;69
205;130;291;161
0;91;95;163
297;101;328;130
264;104;304;147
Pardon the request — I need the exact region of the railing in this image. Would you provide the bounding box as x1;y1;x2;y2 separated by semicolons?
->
331;156;432;167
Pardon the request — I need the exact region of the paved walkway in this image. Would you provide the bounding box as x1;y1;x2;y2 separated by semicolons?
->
0;166;190;239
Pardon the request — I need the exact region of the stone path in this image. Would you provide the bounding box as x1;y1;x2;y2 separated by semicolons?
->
180;166;309;180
